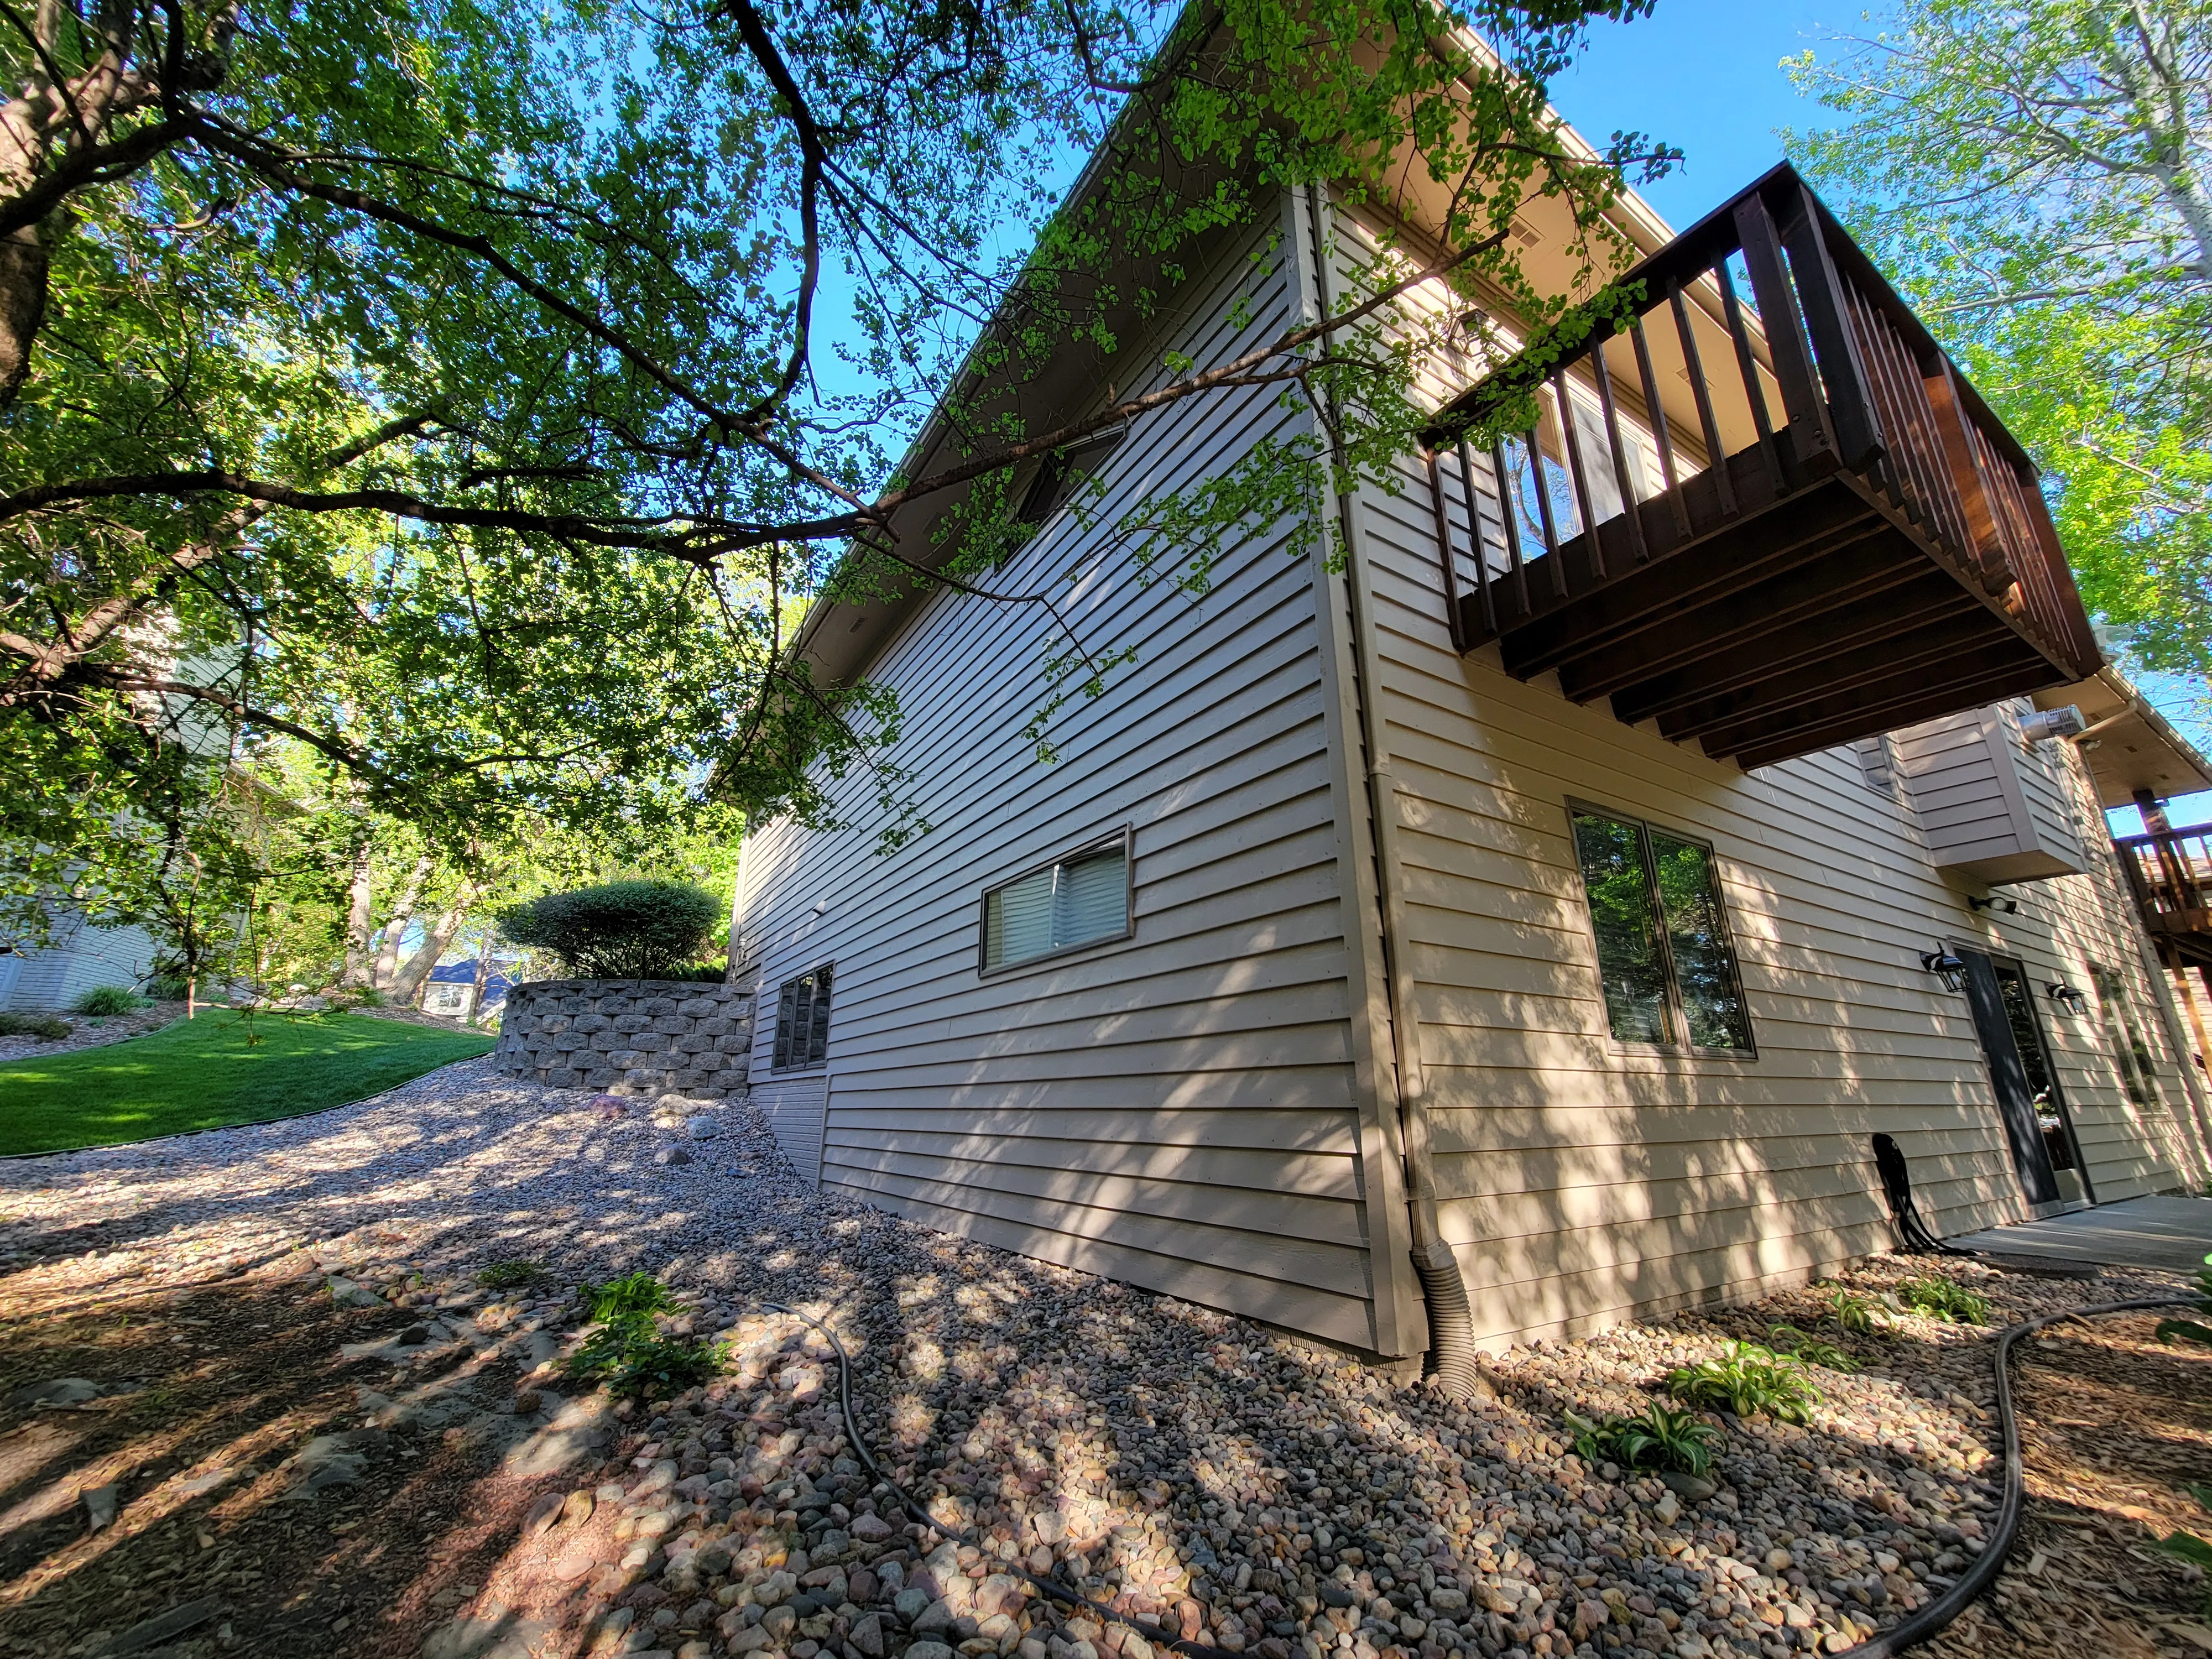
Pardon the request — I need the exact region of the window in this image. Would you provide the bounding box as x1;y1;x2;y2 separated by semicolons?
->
2089;962;2164;1108
981;831;1132;973
1570;804;1754;1054
1014;426;1126;525
771;963;832;1070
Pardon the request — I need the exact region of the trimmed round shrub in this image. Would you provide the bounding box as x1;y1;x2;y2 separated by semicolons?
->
75;985;146;1016
498;880;723;980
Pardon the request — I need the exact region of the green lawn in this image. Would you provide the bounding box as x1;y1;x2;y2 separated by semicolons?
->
0;1011;495;1156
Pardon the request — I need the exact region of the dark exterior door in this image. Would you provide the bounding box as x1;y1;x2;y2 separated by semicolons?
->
1960;948;2061;1206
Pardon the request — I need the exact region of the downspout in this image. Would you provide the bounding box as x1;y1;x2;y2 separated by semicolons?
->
1303;183;1480;1400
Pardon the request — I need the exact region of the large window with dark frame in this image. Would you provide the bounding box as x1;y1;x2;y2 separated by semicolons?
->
1569;804;1755;1055
770;963;832;1071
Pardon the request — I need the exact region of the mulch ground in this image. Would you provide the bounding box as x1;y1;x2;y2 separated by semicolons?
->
0;1258;571;1659
1923;1309;2212;1658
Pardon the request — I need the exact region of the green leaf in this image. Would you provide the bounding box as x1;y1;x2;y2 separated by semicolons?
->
2162;1532;2212;1572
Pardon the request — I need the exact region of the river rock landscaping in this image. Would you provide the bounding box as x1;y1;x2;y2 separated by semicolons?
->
1;1057;2210;1659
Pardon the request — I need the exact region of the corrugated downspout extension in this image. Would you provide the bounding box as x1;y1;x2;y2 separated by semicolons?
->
1303;181;1481;1401
1410;1237;1481;1400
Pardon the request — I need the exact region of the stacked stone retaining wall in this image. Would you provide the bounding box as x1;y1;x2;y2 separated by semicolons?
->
493;978;752;1097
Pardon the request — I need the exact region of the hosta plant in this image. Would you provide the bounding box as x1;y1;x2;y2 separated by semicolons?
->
1825;1288;1884;1335
1666;1341;1821;1425
1896;1277;1991;1326
1564;1405;1719;1478
1767;1324;1858;1372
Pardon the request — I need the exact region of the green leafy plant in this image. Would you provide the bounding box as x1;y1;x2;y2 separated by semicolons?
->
565;1272;719;1401
1767;1324;1858;1372
1565;1405;1718;1478
2161;1482;2212;1615
568;1323;727;1400
1666;1341;1822;1424
1825;1288;1883;1334
1896;1277;1991;1326
497;883;724;981
581;1272;680;1323
478;1260;551;1291
2157;1254;2212;1348
72;985;147;1016
0;1012;71;1040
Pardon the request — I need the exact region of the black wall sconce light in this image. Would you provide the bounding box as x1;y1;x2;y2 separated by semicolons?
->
2046;982;2089;1014
1968;894;2020;915
1920;944;1968;993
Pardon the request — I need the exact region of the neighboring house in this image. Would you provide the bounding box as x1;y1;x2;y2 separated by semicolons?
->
0;912;156;1011
421;959;515;1022
727;106;2212;1361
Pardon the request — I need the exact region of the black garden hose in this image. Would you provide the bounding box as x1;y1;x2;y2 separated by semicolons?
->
1828;1295;2193;1658
764;1302;1244;1659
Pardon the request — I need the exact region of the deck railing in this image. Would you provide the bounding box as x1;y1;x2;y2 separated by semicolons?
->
1420;163;2100;681
2114;823;2212;937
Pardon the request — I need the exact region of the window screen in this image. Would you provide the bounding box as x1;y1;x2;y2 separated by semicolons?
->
771;963;832;1070
1571;805;1754;1053
983;835;1130;972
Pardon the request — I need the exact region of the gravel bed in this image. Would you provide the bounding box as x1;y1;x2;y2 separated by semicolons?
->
0;1059;2205;1659
0;998;186;1065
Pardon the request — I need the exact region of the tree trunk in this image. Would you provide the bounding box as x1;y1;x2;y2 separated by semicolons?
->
387;884;481;1008
468;925;493;1024
0;227;46;410
371;853;434;990
338;834;376;988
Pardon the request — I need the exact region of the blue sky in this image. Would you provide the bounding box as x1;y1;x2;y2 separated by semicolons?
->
1546;0;1855;234
1547;1;2212;825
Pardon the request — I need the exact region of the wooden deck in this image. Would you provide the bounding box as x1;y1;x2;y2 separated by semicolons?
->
1421;163;2101;769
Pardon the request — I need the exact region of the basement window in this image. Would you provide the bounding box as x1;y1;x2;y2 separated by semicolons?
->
1569;803;1755;1056
770;963;832;1071
980;830;1132;974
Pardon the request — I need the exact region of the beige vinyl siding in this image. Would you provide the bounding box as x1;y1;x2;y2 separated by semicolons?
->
1322;193;2204;1346
1894;712;2033;870
1963;744;2209;1201
734;216;1401;1353
1892;706;2089;881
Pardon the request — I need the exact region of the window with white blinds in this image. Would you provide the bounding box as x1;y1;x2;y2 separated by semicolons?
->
981;832;1131;973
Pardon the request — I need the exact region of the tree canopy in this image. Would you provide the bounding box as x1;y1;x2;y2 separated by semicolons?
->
1791;0;2212;677
0;0;1668;969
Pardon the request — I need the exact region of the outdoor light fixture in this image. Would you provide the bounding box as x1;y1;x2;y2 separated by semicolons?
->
1920;945;1968;993
2046;982;2089;1014
1968;894;2020;915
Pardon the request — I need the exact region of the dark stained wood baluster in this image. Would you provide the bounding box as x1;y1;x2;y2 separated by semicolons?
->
1453;437;1496;642
1717;260;1783;498
1524;424;1567;602
1667;278;1735;518
1630;315;1692;542
1551;370;1605;583
1590;336;1650;565
1425;447;1470;651
1488;436;1530;619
